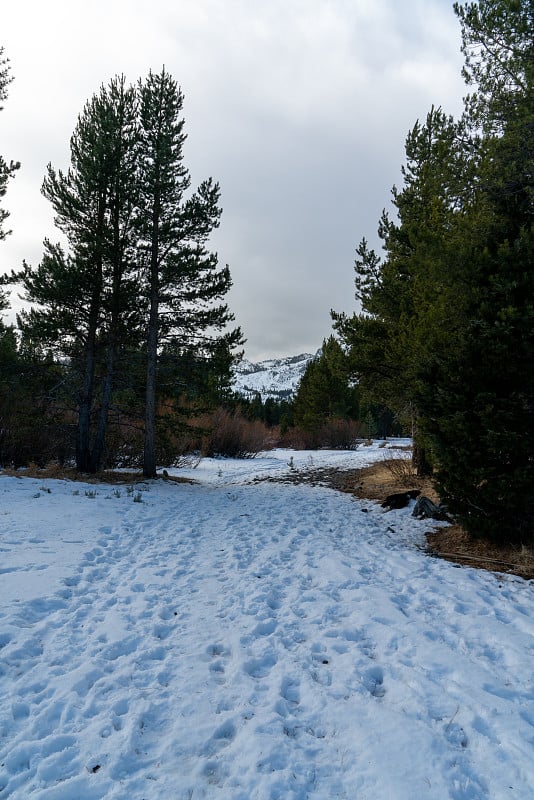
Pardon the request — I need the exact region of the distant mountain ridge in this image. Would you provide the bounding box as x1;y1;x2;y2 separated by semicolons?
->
232;352;317;400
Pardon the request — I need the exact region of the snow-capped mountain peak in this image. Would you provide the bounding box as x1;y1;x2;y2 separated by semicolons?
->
232;352;317;400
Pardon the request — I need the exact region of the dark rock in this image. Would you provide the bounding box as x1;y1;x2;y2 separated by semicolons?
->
381;490;421;510
412;495;451;521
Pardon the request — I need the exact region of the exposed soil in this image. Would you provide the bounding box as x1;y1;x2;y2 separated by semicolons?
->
0;465;194;485
425;524;534;581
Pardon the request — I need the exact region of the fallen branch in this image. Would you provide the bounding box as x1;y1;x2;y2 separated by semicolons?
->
429;550;527;569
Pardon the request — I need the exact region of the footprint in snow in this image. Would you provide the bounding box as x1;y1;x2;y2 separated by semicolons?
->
11;701;30;721
152;622;173;640
363;665;386;698
107;698;129;733
280;676;300;707
158;605;179;621
206;642;232;659
112;698;129;716
243;651;277;679
252;618;277;637
444;721;468;749
62;575;81;588
202;719;237;756
101;635;139;661
209;659;226;682
206;643;232;683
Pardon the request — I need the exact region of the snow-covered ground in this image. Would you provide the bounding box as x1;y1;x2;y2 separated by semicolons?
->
0;442;533;799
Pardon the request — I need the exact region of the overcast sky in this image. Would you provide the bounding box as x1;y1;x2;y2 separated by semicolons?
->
1;0;466;361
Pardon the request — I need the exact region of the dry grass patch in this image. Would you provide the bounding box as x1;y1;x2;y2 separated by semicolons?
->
381;457;422;486
0;463;194;485
426;525;534;581
342;458;439;504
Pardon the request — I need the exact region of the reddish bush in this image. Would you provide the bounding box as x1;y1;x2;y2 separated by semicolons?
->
201;409;272;458
281;418;363;450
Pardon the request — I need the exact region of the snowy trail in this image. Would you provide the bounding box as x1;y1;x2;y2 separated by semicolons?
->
0;449;533;798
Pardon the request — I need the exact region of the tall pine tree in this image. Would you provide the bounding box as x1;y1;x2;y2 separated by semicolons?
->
334;107;468;473
12;70;241;474
15;76;141;471
137;69;242;478
417;0;534;542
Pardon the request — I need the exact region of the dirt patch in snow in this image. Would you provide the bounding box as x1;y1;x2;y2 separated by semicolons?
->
0;465;194;485
337;459;438;503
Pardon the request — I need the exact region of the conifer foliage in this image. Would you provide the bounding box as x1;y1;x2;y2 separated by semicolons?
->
293;337;358;432
0;47;20;242
292;337;363;448
15;77;142;472
137;69;241;477
12;70;241;474
335;0;533;544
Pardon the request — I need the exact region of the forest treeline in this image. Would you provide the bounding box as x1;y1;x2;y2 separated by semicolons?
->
1;0;533;546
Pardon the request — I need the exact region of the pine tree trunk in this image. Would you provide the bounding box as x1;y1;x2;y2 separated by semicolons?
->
143;293;158;478
411;414;432;478
76;343;94;472
89;239;122;473
412;442;432;478
88;337;116;473
76;291;101;472
143;189;160;479
76;192;106;472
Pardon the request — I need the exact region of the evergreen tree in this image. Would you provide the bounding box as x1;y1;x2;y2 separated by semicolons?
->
248;393;264;421
417;0;534;542
14;76;141;471
334;107;467;470
0;320;66;467
0;47;20;241
335;0;533;542
11;70;241;474
137;68;242;477
293;336;359;432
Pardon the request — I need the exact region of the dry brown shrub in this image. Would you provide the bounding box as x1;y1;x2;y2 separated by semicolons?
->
517;545;534;566
201;409;271;458
280;426;319;450
281;419;362;450
319;419;362;449
380;456;421;485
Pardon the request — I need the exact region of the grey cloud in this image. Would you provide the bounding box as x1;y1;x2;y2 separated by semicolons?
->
1;0;466;360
